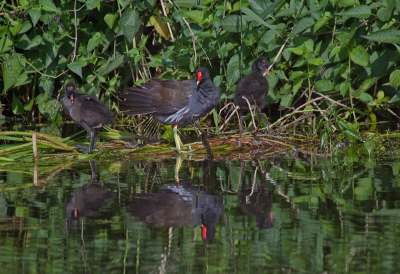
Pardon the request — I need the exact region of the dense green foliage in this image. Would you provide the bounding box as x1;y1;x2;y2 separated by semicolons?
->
1;0;400;141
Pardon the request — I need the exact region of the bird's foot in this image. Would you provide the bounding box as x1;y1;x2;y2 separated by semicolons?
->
73;145;100;154
73;145;91;154
173;145;197;154
124;142;140;149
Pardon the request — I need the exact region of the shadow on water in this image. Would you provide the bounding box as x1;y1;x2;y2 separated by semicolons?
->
1;149;400;273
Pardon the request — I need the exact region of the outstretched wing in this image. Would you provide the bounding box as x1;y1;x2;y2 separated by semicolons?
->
120;79;196;116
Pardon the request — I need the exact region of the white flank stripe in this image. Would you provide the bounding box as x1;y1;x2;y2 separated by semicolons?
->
165;107;189;123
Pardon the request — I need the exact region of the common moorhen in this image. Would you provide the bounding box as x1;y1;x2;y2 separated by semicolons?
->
61;83;114;154
234;57;271;133
120;67;221;153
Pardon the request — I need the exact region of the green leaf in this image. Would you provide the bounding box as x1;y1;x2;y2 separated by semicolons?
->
280;93;293;107
389;92;400;103
220;15;247;33
227;54;241;87
248;0;269;13
0;26;6;38
162;125;174;141
9;21;22;36
350;45;369;66
390;70;400;89
18;20;32;34
24;98;34;111
311;58;324;66
38;98;58;118
117;0;130;9
241;7;280;37
150;16;170;40
290;17;315;37
43;32;56;44
329;46;341;59
358;92;373;103
104;13;117;29
213;109;218;133
3;57;23;92
184;10;204;23
28;8;41;26
38;77;54;97
287;47;303;55
12;93;24;115
314;79;333;92
67;62;83;79
27;35;43;49
293;78;303;95
36;93;48;105
289;71;304;81
250;0;283;26
314;17;329;33
361;28;400;44
174;0;198;8
118;8;141;41
377;1;395;22
87;0;101;10
87;32;104;52
338;0;360;6
102;55;130;75
319;130;329;149
0;36;14;54
336;5;371;18
20;0;29;7
344;129;363;141
276;8;296;17
338;120;350;131
39;0;58;12
14;73;30;88
124;20;141;42
340;82;349;97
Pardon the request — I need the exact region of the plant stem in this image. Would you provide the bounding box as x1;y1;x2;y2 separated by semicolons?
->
348;55;356;122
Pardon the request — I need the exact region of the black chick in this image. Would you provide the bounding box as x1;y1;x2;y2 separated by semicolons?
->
61;83;114;154
234;57;271;133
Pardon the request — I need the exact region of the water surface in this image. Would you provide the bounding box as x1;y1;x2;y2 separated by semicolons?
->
0;150;399;273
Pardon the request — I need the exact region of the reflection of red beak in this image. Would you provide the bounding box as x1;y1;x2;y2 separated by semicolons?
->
74;208;78;218
265;68;270;76
202;225;207;239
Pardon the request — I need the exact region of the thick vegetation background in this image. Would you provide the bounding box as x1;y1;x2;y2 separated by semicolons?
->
1;0;400;142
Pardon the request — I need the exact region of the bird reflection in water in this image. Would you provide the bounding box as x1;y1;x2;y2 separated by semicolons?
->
65;161;117;230
128;158;223;243
238;160;274;229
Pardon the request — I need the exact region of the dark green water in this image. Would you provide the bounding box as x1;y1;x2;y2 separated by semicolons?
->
1;151;400;273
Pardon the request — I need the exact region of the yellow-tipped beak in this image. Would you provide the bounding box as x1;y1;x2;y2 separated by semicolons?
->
197;80;200;85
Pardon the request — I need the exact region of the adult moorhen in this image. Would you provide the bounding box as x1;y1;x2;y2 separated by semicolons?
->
234;57;271;133
120;67;221;153
61;83;114;154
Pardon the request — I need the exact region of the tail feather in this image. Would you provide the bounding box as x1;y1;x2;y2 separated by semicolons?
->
120;86;156;115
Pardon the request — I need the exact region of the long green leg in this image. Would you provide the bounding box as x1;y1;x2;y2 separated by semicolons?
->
173;125;197;153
